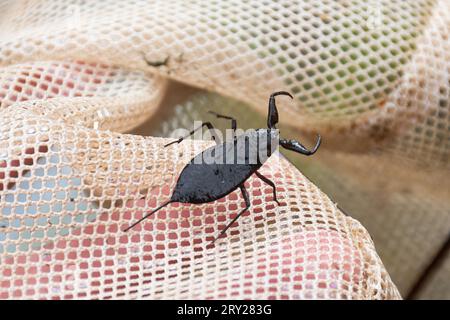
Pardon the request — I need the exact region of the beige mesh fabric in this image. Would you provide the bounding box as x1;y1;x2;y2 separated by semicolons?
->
1;0;448;167
136;88;449;298
305;152;450;296
2;0;449;299
0;102;399;299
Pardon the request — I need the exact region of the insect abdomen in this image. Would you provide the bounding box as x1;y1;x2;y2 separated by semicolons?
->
171;162;260;204
170;132;273;204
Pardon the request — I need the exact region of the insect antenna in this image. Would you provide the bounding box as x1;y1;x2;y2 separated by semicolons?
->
123;200;173;232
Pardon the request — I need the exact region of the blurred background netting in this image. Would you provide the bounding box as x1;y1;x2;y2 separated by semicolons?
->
0;0;449;299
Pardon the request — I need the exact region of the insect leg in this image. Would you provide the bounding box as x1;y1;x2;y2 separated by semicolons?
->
164;122;221;147
255;171;280;206
209;185;251;246
207;111;237;142
279;134;321;156
207;111;237;131
267;91;293;129
123;200;173;232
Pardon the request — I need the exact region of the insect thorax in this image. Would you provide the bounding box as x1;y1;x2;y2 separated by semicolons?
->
195;129;279;165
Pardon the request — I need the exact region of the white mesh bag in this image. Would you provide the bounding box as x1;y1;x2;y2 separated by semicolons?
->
2;0;448;299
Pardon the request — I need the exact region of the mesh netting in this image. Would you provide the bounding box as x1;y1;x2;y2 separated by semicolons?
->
1;0;449;299
134;88;450;298
0;109;398;298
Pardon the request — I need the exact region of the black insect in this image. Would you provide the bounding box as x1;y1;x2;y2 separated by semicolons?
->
124;91;321;245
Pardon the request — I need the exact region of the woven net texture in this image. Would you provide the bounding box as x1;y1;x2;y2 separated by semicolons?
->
137;86;450;299
1;0;449;299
